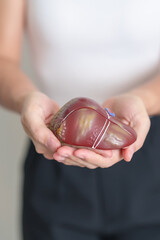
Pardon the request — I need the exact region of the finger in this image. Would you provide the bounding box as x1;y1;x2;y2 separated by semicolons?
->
92;149;113;158
57;145;113;158
67;155;98;169
53;151;98;169
62;158;85;167
53;153;85;167
60;146;98;169
74;149;122;168
22;114;61;152
31;140;55;159
123;116;150;162
55;145;111;168
32;125;60;151
133;117;150;151
122;144;135;162
55;145;77;156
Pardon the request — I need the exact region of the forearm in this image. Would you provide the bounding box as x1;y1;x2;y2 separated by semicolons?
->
0;58;37;113
129;74;160;116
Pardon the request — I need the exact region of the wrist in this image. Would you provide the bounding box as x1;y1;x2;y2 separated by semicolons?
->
129;88;159;116
16;88;38;114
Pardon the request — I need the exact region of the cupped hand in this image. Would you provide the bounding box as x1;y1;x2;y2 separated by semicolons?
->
53;94;151;168
21;91;110;167
102;94;151;163
21;91;61;159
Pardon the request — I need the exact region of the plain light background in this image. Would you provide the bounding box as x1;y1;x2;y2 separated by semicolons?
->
0;38;34;240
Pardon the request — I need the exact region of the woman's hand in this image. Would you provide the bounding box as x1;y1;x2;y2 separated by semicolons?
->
21;92;150;168
102;94;151;162
53;94;151;168
21;91;61;159
20;91;111;167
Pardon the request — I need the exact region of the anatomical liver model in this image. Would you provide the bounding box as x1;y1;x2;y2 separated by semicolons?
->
49;97;137;150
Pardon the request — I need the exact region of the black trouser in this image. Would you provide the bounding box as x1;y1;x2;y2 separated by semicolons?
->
23;224;160;240
22;117;160;240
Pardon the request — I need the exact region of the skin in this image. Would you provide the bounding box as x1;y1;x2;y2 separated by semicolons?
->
0;0;160;169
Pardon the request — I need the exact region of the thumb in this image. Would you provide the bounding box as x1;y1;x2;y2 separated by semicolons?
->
22;112;61;152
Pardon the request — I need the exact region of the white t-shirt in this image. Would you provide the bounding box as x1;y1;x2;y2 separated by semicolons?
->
27;0;160;106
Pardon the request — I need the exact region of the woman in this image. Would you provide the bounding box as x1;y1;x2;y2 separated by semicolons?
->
0;0;160;239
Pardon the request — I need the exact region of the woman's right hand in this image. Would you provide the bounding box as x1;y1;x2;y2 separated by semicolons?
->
21;91;62;159
21;91;100;168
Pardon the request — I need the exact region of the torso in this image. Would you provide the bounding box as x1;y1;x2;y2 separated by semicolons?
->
27;0;160;105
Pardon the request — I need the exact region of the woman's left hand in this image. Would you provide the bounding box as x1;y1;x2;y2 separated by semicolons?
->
53;94;151;168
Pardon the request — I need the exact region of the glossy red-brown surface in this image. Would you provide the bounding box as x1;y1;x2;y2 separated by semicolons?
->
49;98;137;149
